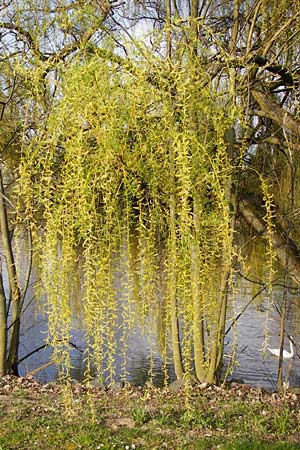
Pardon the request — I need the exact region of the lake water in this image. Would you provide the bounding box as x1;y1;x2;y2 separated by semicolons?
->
17;277;300;391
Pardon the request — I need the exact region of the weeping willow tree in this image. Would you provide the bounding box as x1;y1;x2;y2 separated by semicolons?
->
1;0;300;388
15;42;242;384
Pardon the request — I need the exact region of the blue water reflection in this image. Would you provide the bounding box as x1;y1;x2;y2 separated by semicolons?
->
18;279;300;391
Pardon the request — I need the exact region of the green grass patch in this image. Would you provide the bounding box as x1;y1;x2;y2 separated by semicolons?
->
221;439;300;450
1;378;300;449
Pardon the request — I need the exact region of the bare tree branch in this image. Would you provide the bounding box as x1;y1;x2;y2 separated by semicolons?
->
239;199;300;285
251;88;300;135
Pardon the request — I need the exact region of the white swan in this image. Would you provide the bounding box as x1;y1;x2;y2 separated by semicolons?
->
267;337;294;359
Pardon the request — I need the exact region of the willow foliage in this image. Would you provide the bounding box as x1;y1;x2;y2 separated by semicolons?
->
19;47;242;384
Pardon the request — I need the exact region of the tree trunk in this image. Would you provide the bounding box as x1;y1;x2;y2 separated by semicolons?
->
165;0;172;60
168;140;184;380
206;259;230;384
0;268;6;376
169;199;184;380
251;88;300;136
207;127;237;383
229;0;239;55
238;199;300;285
277;296;287;391
215;270;230;376
0;170;21;375
192;252;206;382
192;193;206;382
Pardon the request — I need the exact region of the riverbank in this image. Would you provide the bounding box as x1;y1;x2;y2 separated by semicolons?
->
0;375;300;449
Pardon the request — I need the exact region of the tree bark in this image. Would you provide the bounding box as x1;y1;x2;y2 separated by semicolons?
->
165;0;172;60
0;268;6;376
229;0;239;55
238;199;300;285
168;143;184;380
191;242;206;382
251;88;300;136
0;170;21;375
169;214;184;380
